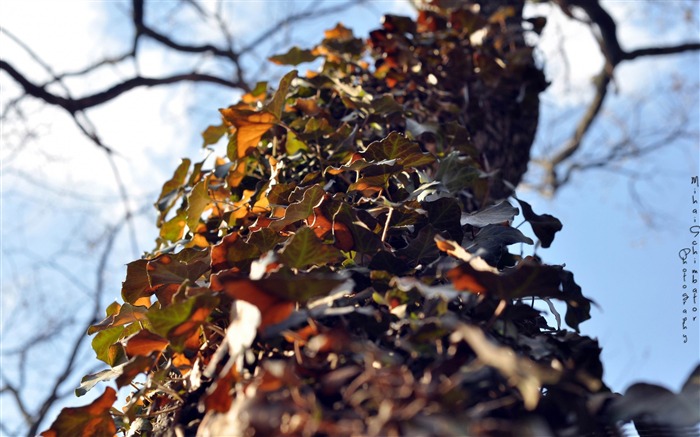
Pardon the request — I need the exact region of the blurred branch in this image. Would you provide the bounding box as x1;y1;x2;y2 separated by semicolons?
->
24;215;124;437
537;0;700;194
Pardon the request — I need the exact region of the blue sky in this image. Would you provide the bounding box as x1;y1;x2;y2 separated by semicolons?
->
1;0;698;433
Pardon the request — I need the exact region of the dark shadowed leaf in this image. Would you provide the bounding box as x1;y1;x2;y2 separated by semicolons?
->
435;152;482;193
424;197;463;241
517;199;563;248
398;225;441;266
121;259;152;304
462;201;519;227
468;224;533;265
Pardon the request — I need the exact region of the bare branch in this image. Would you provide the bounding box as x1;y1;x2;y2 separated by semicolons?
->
1;61;244;114
537;0;700;194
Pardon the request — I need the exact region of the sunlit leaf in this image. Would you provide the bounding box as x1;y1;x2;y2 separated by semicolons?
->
202;124;228;147
125;329;169;357
220;104;276;160
265;70;298;119
41;387;117;437
147;294;218;351
269;184;325;231
363;132;435;168
186;177;210;231
156;159;190;213
269;47;319;66
280;227;343;269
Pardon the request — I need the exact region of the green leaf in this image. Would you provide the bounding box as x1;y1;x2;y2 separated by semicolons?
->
88;303;149;335
91;325;126;366
285;130;308;154
266;70;298;119
370;94;403;115
269;47;319;66
435;152;482;193
363;132;435;168
248;228;285;253
146;294;218;351
257;270;345;302
155;158;190;214
201;124;228;147
186;177;210;231
280;227;343;269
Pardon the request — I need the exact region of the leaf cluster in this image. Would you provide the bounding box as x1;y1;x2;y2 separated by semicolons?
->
42;4;695;437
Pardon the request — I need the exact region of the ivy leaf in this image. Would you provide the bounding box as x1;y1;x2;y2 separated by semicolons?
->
285;130;308;154
88;303;149;335
211;232;262;273
76;367;122;397
220;103;276;160
560;270;591;332
155;158;190;215
201;123;228;147
269;47;319;66
468;224;533;265
363;132;435;168
270;184;325;231
186;177;210;231
370;94;403;115
435;152;482;193
121;259;151;304
265;70;298;119
446;257;592;331
147;251;210;288
41;387;117;437
424;197;463;241
147;294;218;351
91;325;126;366
248;228;285;253
462;201;519;227
280;227;343;269
517;198;562;248
397;225;441;266
124;330;169;357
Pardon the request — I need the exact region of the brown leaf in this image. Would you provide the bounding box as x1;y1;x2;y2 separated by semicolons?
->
41;387;117;437
125;330;169;357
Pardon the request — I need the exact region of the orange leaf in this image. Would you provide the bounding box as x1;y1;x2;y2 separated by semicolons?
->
41;387;117;437
324;23;353;40
211;271;294;330
125;330;169;357
220;105;276;159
